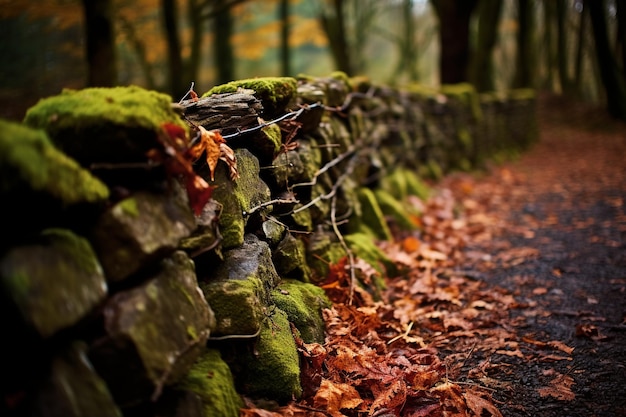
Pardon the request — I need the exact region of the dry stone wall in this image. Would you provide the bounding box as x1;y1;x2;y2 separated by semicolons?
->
0;73;536;417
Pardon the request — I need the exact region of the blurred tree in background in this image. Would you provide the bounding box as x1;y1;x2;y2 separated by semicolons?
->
1;0;625;121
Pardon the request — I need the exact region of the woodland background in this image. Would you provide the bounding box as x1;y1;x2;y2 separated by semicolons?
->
1;0;626;123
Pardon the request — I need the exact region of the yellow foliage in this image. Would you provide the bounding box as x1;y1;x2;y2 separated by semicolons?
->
290;16;328;48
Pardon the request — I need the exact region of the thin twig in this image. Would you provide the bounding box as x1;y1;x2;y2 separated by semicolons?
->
244;198;299;217
330;192;357;306
178;81;196;104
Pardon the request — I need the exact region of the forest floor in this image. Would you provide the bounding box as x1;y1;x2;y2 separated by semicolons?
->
243;94;626;417
436;94;626;416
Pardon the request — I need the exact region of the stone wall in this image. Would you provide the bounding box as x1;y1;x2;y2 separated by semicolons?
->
0;73;536;417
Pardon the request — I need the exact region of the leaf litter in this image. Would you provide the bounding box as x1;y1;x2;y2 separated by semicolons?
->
242;178;575;416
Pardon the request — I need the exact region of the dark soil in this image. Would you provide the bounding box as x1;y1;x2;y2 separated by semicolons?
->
447;94;626;417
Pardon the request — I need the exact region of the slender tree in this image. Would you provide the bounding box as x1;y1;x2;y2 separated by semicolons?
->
279;0;291;76
430;0;478;84
162;0;186;98
512;0;535;88
213;1;235;84
586;0;626;120
469;0;503;92
82;0;116;86
320;0;353;75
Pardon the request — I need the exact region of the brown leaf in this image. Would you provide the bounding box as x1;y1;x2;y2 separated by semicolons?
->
313;379;363;416
369;379;407;416
219;141;239;180
537;372;575;401
463;390;503;417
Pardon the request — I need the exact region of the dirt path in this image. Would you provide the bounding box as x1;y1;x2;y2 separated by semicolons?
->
444;94;626;417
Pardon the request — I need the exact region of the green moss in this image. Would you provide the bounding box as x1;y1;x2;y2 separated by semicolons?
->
350;187;392;241
345;233;396;278
203;77;297;117
374;189;417;231
21;86;189;175
24;86;186;136
260;123;282;157
0;119;109;204
118;197;139;218
440;83;482;121
200;277;266;336
242;309;302;401
272;280;331;344
176;348;243;417
508;88;536;100
329;71;352;90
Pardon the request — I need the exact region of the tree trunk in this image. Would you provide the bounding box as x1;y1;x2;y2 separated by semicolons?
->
586;0;626;120
186;0;204;90
82;0;116;87
279;0;291;76
393;0;419;81
542;0;557;90
162;0;186;98
320;0;353;75
431;0;478;84
615;0;626;78
512;0;535;88
469;0;503;92
556;0;574;94
214;3;234;85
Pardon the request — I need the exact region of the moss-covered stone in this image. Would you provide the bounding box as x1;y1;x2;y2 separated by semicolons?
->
345;233;396;279
239;309;302;402
306;226;346;281
374;189;417;231
204;77;298;118
349;187;392;241
272;233;312;282
200;276;266;337
0;229;107;339
0;119;109;233
440;83;482;121
90;188;196;283
175;348;243;417
202;149;271;249
23;86;188;170
88;251;214;407
380;168;430;202
200;235;279;336
272;280;330;344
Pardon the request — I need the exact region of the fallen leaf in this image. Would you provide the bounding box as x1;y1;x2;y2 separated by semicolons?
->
538;373;575;401
313;379;363;416
463;390;503;417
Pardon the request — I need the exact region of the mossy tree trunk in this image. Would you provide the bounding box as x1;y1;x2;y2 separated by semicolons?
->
82;0;116;87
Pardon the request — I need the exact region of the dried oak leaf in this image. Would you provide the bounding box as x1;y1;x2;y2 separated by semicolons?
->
313;379;363;417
